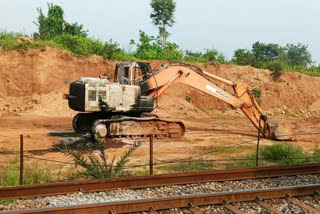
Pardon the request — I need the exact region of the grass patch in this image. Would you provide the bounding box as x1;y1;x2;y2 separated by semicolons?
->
186;116;196;120
216;113;226;119
260;143;306;165
226;153;269;169
161;160;214;173
0;30;135;61
283;65;320;77
131;167;149;176
0;157;52;187
310;149;320;162
226;143;320;168
200;144;256;155
201;107;215;115
283;109;297;117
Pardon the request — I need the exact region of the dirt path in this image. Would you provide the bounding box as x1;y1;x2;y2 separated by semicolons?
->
1;111;319;178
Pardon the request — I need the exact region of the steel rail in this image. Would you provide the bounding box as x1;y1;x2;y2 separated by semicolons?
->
5;184;320;214
1;163;320;200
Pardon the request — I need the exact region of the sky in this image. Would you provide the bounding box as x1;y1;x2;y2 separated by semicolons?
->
0;0;319;63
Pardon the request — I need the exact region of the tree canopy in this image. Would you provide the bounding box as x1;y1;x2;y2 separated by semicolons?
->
252;41;283;62
233;41;313;68
284;43;312;67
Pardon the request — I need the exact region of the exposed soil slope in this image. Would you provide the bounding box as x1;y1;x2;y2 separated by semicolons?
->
0;48;320;117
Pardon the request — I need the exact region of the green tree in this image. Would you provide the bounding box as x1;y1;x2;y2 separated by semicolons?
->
134;30;163;59
203;49;226;63
102;39;122;59
34;3;87;39
252;41;283;62
133;30;182;60
232;49;260;67
284;43;312;66
150;0;176;49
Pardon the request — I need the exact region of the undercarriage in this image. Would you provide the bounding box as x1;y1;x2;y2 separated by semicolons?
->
72;113;185;140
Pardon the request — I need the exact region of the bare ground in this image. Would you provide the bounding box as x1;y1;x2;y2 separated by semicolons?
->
0;110;320;178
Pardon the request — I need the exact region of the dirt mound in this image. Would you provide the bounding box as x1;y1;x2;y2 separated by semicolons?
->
151;62;320;112
0;47;116;97
1;48;320;117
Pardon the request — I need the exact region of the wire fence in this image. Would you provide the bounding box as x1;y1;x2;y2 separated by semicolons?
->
9;131;320;170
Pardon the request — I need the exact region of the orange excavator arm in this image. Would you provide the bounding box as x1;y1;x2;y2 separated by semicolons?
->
141;62;291;140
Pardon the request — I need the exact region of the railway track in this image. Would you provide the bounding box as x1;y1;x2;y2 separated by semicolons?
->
5;184;320;214
1;163;320;200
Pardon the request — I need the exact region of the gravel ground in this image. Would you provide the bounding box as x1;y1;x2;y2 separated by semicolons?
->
299;195;320;209
1;174;320;212
265;198;304;213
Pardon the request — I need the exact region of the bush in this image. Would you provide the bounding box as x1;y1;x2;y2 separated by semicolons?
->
203;49;226;63
283;65;320;77
256;99;262;107
311;148;320;162
232;48;261;67
35;3;87;39
265;61;283;79
261;143;306;165
186;96;191;102
102;39;121;59
252;88;262;98
62;140;141;179
183;49;226;64
53;34;103;56
0;39;21;50
0;31;24;50
0;31;26;40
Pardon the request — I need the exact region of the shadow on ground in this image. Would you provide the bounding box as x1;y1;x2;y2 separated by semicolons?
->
48;131;131;152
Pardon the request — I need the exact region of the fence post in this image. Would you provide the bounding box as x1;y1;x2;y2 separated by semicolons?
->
149;135;154;175
19;134;24;185
256;119;261;167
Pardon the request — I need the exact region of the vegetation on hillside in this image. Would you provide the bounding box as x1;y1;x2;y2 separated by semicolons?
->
34;3;88;39
0;2;319;77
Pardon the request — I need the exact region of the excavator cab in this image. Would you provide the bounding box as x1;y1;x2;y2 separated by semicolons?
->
114;62;152;85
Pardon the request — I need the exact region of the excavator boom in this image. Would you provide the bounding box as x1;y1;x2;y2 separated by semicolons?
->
140;62;293;140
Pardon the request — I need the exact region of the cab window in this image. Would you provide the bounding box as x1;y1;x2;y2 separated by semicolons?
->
88;90;96;101
98;90;106;100
133;67;144;85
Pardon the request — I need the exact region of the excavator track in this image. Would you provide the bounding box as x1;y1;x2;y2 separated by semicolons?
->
72;113;185;140
72;113;110;134
92;116;185;140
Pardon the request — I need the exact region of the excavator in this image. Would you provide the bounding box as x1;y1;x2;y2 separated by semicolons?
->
64;61;293;141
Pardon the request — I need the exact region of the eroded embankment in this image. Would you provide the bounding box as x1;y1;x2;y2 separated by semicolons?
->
0;47;320;117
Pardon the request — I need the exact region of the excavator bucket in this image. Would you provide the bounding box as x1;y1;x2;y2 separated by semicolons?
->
268;120;295;141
